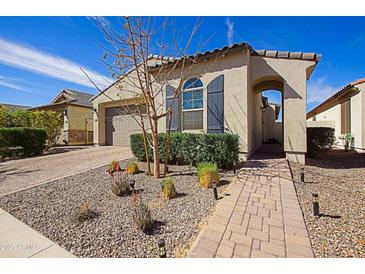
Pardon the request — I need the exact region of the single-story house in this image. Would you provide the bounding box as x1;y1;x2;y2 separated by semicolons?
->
91;42;321;164
32;89;94;145
307;78;365;151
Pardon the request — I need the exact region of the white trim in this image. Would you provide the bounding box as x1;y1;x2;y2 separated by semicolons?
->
182;108;204;112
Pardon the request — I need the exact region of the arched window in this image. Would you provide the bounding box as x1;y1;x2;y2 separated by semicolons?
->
182;78;203;130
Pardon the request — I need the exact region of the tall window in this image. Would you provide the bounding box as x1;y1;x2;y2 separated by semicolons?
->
341;99;351;134
182;78;203;130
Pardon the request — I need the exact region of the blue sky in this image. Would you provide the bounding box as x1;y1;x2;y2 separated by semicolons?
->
0;16;364;114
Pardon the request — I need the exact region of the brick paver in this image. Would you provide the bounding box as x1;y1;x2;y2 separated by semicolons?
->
188;145;314;258
0;146;132;197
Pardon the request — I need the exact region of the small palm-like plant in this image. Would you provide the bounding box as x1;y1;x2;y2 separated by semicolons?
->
343;133;354;151
198;162;220;189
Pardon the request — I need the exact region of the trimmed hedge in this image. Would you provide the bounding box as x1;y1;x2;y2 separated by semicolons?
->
130;133;239;168
307;127;335;158
0;127;47;158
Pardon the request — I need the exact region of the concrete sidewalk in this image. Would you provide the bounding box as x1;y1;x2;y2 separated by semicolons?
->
188;155;314;258
0;208;75;258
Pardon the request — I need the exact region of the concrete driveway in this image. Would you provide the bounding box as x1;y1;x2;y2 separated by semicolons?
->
0;146;132;197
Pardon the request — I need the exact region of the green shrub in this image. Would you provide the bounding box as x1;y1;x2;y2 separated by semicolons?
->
0;127;47;158
0;109;63;147
307;127;335;158
197;162;220;189
130;133;239;168
161;177;176;200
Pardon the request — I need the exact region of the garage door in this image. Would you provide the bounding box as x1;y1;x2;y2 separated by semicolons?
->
105;108;142;146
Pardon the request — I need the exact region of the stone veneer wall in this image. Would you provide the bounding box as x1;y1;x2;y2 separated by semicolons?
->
68;129;93;145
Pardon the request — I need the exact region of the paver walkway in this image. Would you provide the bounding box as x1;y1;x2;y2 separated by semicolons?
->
188;146;314;258
0;208;74;258
0;146;132;197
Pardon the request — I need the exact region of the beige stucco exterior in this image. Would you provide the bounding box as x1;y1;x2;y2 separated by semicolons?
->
262;103;283;144
33;103;94;145
308;82;365;150
92;45;319;164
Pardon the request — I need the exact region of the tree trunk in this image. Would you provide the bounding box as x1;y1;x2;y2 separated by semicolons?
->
151;120;160;178
164;110;173;176
140;118;151;176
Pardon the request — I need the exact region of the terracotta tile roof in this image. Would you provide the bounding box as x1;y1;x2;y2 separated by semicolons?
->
307;77;365;119
91;41;321;101
252;50;321;61
148;42;321;70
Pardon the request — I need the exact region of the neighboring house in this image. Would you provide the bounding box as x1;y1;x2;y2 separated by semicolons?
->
0;103;30;112
261;96;283;144
91;42;321;164
307;78;365;151
32;89;94;145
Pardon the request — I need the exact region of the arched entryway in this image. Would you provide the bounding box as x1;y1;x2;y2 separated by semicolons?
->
251;77;285;157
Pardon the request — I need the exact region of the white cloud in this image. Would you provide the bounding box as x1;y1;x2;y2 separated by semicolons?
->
0;76;27;91
307;77;339;104
225;17;234;45
0;38;113;89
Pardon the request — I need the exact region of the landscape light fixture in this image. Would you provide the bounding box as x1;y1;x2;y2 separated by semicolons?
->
158;239;166;258
129;179;135;191
212;182;218;200
300;167;305;183
312;193;320;217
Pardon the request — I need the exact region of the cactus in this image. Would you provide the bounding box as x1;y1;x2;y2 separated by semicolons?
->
161;177;176;200
127;161;139;174
198;162;220;189
109;160;121;175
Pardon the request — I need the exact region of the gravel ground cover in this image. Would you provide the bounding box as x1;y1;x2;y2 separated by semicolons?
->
0;160;232;258
290;150;365;258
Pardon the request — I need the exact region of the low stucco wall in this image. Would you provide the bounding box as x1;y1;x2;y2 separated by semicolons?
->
309;86;365;150
306;120;335;128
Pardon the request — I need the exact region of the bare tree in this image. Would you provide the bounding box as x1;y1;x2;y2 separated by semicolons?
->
92;16;222;178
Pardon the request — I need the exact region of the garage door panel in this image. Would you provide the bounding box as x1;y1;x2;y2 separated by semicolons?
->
105;107;143;146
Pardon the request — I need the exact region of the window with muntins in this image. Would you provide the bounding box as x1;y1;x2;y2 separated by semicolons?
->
182;78;203;130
